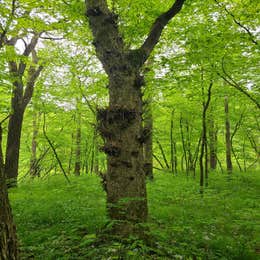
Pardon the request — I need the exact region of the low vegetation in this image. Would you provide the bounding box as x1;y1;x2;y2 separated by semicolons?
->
10;172;260;259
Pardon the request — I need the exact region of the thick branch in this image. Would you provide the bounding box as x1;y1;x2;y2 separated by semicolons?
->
139;0;186;64
22;65;43;108
18;33;40;75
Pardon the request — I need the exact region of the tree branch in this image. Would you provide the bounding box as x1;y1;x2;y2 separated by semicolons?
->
0;0;17;48
22;65;43;108
217;58;260;110
214;0;258;45
42;112;70;183
18;33;40;75
139;0;186;64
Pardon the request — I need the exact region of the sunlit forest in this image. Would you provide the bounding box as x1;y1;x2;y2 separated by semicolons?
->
0;0;259;259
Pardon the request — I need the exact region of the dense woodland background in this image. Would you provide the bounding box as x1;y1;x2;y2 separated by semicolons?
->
0;0;259;259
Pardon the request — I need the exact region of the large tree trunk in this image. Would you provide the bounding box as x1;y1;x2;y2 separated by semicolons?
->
224;96;233;173
98;77;147;236
85;0;186;237
0;123;19;260
86;2;148;236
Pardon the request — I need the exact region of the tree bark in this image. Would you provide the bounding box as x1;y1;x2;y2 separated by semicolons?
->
200;82;213;190
4;104;24;186
170;109;177;174
0;122;19;260
180;115;188;174
208;115;218;170
74;103;82;176
30;112;40;177
5;42;43;185
224;96;233;173
85;0;186;236
143;108;153;180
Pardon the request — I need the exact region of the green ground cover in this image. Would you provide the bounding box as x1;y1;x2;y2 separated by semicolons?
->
9;172;260;259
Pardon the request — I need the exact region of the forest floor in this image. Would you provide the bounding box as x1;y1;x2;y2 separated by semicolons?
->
9;171;260;259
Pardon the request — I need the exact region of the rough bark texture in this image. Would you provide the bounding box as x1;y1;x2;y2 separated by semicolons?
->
85;0;185;236
224;96;233;173
0;124;19;259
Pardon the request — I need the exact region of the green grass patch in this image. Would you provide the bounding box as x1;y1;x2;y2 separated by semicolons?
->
9;172;260;259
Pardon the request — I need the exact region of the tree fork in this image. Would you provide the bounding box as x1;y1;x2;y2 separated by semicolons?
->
85;0;186;237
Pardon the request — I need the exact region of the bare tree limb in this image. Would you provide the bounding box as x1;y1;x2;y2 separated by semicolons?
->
214;0;258;45
216;58;260;110
42;112;70;183
0;115;11;125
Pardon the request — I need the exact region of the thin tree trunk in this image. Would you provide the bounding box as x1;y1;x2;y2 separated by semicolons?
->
84;139;90;174
186;121;193;174
193;136;202;177
74;104;82;176
205;135;208;187
152;153;164;169
30;112;40;177
180;115;188;174
231;111;245;172
200;82;213;191
94;129;99;174
217;155;224;174
68;133;74;174
143;107;153;179
156;140;170;170
170;109;177;174
208;115;218;170
224;96;233;173
242;138;247;172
